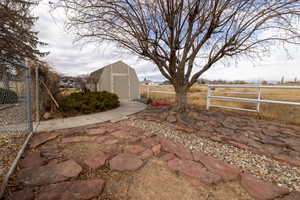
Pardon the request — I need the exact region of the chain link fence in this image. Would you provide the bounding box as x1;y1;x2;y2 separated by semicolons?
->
0;61;33;134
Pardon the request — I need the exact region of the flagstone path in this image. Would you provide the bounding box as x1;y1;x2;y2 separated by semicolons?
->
4;115;300;200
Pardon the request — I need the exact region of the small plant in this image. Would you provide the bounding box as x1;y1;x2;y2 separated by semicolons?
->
60;91;120;114
0;88;18;104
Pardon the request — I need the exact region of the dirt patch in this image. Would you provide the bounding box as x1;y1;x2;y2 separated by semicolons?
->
0;133;25;186
105;158;253;200
62;142;106;164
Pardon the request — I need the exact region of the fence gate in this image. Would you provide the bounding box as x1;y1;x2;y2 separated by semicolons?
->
0;61;33;134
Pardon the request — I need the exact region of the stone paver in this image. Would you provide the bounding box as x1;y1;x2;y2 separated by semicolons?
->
61;136;98;143
278;191;300;200
167;158;222;185
240;173;289;200
11;188;34;200
152;144;161;156
140;149;154;160
17;160;82;186
124;144;146;154
19;152;45;169
109;153;143;171
84;151;109;169
193;151;241;181
30;132;58;148
36;179;105;200
160;153;176;162
86;128;107;135
159;137;193;160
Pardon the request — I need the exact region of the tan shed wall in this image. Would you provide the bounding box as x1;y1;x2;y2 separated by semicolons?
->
98;67;111;92
129;68;140;99
92;61;140;101
112;62;128;73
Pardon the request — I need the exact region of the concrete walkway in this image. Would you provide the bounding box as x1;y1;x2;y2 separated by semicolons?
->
33;101;146;133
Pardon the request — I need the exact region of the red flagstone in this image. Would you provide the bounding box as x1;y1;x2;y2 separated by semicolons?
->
36;179;105;200
109;153;143;171
84;151;109;169
194;152;241;181
168;158;221;185
240;173;289;200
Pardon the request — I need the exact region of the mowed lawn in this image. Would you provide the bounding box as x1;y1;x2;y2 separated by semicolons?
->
140;84;300;125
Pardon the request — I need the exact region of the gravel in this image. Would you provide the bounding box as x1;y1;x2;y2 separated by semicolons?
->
0;104;28;134
123;117;300;191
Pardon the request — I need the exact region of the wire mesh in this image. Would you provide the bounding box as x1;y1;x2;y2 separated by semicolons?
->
0;62;32;134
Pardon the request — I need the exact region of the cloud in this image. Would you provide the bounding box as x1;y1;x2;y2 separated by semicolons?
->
34;0;300;82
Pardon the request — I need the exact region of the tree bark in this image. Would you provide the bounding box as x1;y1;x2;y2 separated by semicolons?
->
175;86;188;113
2;65;9;90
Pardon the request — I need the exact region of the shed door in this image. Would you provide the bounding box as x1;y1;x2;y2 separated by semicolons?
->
113;75;129;100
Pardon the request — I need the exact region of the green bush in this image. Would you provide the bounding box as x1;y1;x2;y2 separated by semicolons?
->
0;88;18;104
61;91;120;114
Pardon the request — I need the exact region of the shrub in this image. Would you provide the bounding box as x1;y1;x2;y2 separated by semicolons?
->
0;88;18;104
60;91;120;114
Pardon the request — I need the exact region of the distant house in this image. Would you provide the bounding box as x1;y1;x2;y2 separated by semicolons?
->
60;77;80;88
140;78;156;85
87;61;140;101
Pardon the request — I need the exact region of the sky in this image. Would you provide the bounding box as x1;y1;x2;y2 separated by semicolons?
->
34;0;300;82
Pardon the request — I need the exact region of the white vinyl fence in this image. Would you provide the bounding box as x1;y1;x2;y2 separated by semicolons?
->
141;84;300;113
207;84;300;113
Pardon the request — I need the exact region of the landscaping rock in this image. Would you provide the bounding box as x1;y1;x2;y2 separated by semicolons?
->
30;132;58;148
174;143;193;160
111;130;134;139
86;128;107;135
84;151;108;169
17;160;82;186
10;188;34;200
19;152;44;169
103;138;119;145
195;153;241;181
140;149;153;160
109;153;143;171
101;144;122;157
166;115;177;123
152;144;161;156
160;153;176;162
95;135;114;144
121;125;145;134
159;137;177;153
278;191;300;200
240;173;289;200
142;137;160;147
167;158;221;185
36;179;105;200
159;137;193;160
61;136;97;144
124;145;146;154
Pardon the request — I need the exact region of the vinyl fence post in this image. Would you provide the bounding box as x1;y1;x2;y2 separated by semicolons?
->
206;86;211;110
257;87;261;113
25;59;33;132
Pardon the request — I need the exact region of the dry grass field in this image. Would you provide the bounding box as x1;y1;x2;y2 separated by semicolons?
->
140;84;300;125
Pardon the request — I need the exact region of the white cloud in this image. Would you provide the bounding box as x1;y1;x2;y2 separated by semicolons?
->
34;0;300;82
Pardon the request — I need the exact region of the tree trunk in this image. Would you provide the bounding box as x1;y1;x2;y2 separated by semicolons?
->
2;65;9;90
175;86;188;113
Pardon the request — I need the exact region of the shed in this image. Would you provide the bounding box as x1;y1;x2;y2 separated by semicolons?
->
88;61;140;101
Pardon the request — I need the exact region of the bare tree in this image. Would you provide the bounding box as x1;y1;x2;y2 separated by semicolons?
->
58;0;300;112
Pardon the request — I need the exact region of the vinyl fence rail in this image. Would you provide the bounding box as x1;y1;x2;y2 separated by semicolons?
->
207;84;300;113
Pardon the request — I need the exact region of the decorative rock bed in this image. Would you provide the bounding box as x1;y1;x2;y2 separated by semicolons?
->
3;107;300;200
